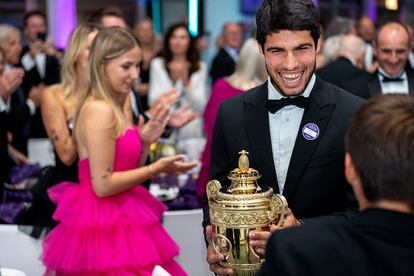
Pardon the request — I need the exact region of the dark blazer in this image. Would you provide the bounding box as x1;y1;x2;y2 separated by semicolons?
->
209;48;236;84
203;77;364;227
21;52;60;138
0;111;8;203
8;86;33;154
259;208;414;276
316;57;369;90
343;69;414;99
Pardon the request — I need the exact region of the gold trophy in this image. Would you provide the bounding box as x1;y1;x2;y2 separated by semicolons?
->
207;150;288;275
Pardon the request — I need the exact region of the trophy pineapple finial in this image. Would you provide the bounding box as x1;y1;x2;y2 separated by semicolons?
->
238;150;249;173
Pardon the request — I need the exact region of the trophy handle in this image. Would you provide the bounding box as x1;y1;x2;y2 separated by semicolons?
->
206;180;222;200
212;232;232;257
268;194;289;227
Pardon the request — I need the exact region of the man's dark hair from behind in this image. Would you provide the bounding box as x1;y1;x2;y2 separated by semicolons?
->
255;0;321;50
346;94;414;209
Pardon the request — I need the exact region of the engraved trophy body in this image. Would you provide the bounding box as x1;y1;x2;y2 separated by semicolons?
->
207;150;288;275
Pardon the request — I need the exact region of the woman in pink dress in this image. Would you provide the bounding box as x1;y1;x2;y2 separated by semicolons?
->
41;27;196;275
197;38;267;201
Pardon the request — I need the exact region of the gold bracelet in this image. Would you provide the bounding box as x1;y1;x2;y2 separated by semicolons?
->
148;164;156;177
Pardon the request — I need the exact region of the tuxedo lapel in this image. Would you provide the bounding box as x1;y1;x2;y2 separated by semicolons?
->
368;73;382;97
407;70;414;94
283;78;335;199
243;82;279;193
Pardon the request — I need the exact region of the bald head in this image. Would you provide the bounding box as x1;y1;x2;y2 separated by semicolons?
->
374;22;410;76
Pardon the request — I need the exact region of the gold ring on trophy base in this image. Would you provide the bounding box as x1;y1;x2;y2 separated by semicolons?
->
220;261;262;276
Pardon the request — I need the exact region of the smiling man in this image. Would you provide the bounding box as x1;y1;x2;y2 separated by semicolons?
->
344;21;414;99
204;0;365;274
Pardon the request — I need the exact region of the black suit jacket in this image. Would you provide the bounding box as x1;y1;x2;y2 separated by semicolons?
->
209;48;236;84
21;51;60;138
0;111;8;202
9;86;33;154
343;69;414;99
316;57;369;89
259;208;414;276
203;77;364;227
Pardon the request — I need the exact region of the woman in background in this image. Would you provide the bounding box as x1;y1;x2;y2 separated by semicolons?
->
41;27;195;275
197;38;267;201
14;23;101;229
148;23;208;161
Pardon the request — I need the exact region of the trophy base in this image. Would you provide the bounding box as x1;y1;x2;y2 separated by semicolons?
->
219;260;262;276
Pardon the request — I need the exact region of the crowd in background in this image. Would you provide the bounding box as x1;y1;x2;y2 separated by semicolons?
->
1;5;414;223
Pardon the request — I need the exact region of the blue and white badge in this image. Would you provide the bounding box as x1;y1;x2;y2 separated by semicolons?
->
302;123;320;141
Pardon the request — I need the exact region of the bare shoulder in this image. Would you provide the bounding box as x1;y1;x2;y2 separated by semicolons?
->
43;84;62;101
78;100;115;131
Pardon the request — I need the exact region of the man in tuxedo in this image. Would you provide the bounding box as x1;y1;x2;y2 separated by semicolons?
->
317;34;369;89
356;15;376;72
209;22;242;84
204;0;364;274
344;21;414;99
259;94;414;276
21;10;60;138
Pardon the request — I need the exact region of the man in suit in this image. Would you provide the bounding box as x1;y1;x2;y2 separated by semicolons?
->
259;94;414;276
209;22;242;84
204;0;364;274
21;10;60;138
356;15;377;72
344;21;414;99
317;34;369;89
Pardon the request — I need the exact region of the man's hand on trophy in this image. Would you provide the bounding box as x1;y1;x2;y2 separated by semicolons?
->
205;225;234;275
249;208;302;255
248;224;278;256
279;208;302;228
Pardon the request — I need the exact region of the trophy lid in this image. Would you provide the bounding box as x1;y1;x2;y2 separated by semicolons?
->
227;150;261;194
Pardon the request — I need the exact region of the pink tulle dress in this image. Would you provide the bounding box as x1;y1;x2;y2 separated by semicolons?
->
41;128;187;276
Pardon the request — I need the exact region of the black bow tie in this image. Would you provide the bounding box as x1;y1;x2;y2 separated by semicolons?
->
266;96;310;113
380;74;404;83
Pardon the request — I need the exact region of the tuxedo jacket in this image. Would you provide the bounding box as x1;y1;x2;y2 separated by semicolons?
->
0;111;8;202
203;77;364;227
316;57;369;90
20;47;61;91
258;208;414;276
209;48;236;84
343;69;414;99
21;52;60;138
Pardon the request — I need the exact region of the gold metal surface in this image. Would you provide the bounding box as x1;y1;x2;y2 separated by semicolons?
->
207;150;288;275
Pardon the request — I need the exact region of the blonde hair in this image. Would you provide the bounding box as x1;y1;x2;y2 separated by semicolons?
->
74;27;140;137
60;23;101;99
227;38;267;90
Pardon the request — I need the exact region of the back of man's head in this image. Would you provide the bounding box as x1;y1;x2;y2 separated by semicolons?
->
337;34;366;67
255;0;320;50
346;95;414;208
87;6;127;28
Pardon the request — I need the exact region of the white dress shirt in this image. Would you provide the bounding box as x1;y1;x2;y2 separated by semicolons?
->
378;68;409;94
21;51;46;80
268;74;315;193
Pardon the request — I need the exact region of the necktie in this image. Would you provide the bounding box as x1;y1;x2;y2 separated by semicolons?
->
266;96;310;114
